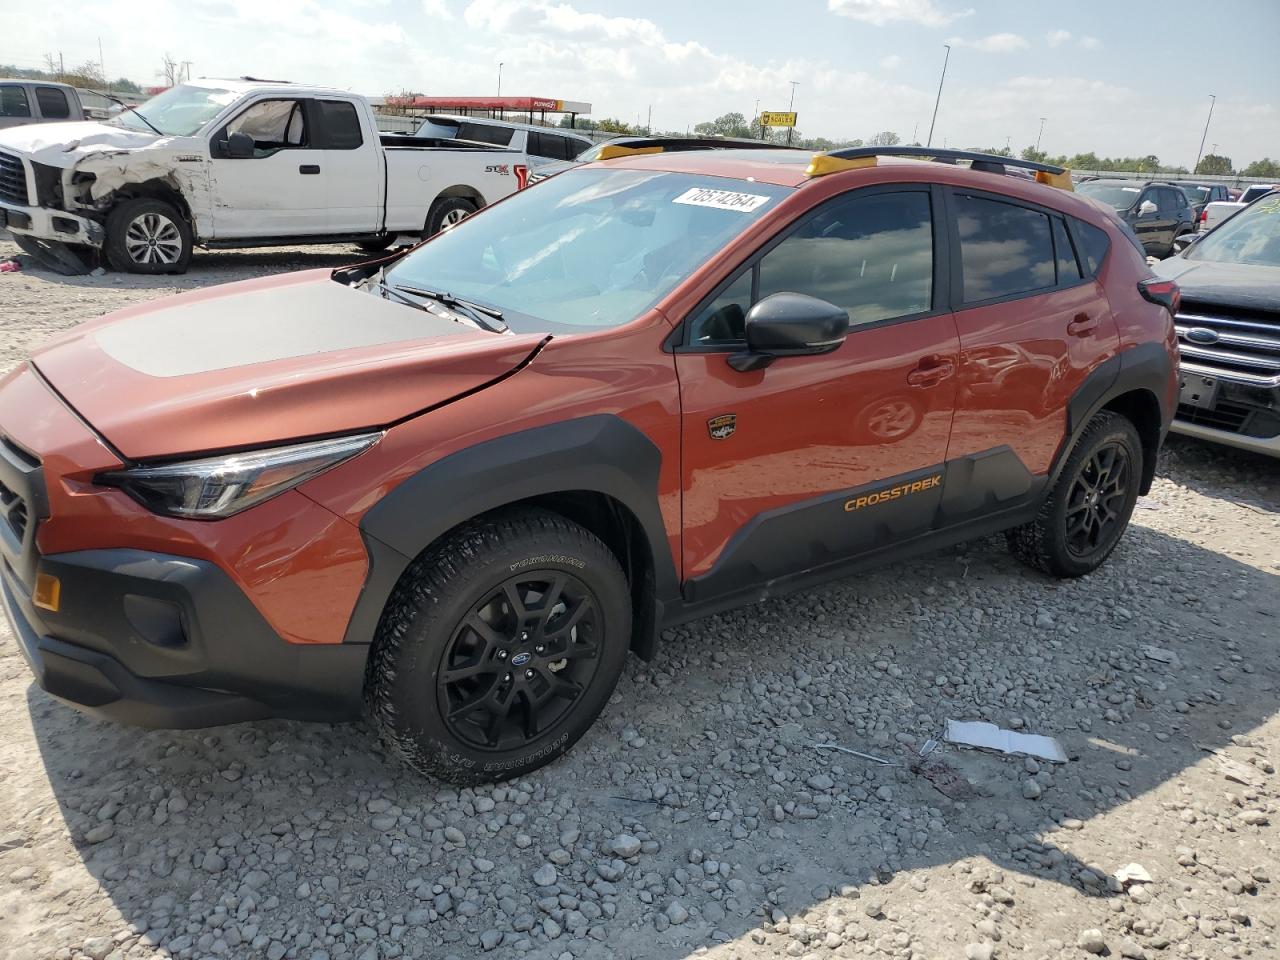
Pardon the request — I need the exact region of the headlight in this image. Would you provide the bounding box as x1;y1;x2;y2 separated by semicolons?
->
97;432;381;520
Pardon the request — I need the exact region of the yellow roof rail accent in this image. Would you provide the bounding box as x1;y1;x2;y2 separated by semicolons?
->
805;154;878;177
1035;168;1074;191
596;144;666;161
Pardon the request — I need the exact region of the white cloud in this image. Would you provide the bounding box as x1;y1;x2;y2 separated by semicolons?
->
422;0;454;20
1046;29;1071;47
827;0;973;27
1079;35;1102;50
879;54;903;69
949;32;1029;53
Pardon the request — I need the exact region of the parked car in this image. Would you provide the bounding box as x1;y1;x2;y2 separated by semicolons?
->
1076;178;1195;258
1201;184;1278;232
1175;182;1231;220
0;78;532;274
0;80;85;130
0;147;1177;782
1153;191;1280;456
410;114;591;170
527;134;795;182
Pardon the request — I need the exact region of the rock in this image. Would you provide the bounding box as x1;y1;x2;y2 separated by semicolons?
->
1119;939;1147;959
201;851;226;873
965;943;995;960
806;773;835;791
1239;809;1269;826
665;901;690;924
83;823;115;844
608;834;642;858
480;929;502;951
443;826;466;844
1077;929;1107;954
82;937;113;960
1021;779;1042;800
1114;863;1152;886
533;863;557;887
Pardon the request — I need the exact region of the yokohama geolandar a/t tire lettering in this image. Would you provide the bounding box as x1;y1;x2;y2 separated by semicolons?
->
1007;411;1143;578
104;197;194;275
365;508;631;783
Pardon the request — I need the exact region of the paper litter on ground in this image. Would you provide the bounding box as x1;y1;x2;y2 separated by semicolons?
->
944;719;1068;763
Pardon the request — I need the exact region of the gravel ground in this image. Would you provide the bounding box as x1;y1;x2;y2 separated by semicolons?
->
1;238;1278;960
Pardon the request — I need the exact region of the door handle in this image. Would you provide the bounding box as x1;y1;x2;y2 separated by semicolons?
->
907;358;955;387
1067;313;1098;337
299;164;321;175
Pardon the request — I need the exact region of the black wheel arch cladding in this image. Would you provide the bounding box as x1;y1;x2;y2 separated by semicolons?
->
346;415;677;659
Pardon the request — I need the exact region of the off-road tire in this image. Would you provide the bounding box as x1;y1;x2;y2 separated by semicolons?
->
1007;411;1143;578
425;197;477;237
104;197;193;274
365;508;631;783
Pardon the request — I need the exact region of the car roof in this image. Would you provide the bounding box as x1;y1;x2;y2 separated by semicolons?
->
0;78;75;89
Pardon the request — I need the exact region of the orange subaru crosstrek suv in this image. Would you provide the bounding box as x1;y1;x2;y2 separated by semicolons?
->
0;146;1178;782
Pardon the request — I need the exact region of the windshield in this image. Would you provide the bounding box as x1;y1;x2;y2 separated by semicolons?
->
385;168;790;332
1179;185;1209;202
1240;186;1276;204
1187;193;1280;266
110;84;239;136
1076;181;1142;211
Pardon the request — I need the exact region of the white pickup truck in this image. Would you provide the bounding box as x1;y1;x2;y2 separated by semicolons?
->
1200;184;1278;233
0;78;530;274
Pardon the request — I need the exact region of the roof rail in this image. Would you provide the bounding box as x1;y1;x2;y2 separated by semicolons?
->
807;146;1073;190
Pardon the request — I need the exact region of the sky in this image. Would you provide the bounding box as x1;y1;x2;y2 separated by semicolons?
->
4;0;1278;167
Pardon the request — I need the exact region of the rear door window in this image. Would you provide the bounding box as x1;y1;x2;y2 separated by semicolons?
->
529;132;577;160
311;100;363;149
0;84;31;118
1052;216;1082;283
458;122;512;146
34;86;71;119
954;194;1056;302
1072;219;1113;277
1156;188;1183;215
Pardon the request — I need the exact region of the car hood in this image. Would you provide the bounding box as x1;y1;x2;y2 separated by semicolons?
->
1152;257;1280;313
30;270;546;460
0;120;162;166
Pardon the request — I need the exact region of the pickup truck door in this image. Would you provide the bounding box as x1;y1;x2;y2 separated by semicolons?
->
208;98;329;238
308;99;382;233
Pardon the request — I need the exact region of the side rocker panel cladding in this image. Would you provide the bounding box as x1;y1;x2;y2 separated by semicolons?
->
343;415;676;645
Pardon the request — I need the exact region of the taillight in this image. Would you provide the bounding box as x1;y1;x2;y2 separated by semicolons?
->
1199;209;1207;222
1138;278;1180;316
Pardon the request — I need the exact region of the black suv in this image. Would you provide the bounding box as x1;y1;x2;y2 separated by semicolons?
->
1076;179;1195;258
1176;182;1231;220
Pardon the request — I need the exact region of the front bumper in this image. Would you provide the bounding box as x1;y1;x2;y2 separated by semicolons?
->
1;199;103;247
1170;418;1280;457
3;548;369;728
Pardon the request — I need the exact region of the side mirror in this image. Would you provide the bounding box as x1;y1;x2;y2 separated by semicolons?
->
728;293;849;373
225;131;255;159
1137;199;1158;217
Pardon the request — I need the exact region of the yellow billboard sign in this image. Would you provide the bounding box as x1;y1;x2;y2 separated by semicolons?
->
760;111;797;127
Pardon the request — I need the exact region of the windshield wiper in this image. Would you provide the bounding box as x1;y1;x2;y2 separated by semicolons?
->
391;285;509;333
101;93;164;137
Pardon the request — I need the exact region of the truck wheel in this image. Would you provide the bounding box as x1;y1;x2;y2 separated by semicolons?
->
366;508;631;784
425;197;477;236
1007;411;1142;578
105;198;192;274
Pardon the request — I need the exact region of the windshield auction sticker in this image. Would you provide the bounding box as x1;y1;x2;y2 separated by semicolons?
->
673;187;771;212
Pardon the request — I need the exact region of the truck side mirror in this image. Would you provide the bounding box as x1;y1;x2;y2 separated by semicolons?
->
225;132;255;159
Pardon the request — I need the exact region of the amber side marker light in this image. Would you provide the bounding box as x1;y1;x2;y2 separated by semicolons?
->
33;573;60;612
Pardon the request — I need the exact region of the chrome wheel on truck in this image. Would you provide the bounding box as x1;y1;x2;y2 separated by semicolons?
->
105;198;193;274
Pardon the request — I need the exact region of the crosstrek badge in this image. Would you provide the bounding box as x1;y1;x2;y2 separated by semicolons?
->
673;187;771;213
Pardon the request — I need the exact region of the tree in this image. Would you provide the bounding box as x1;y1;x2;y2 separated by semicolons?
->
868;130;900;146
1195;154;1233;176
596;118;633;134
1242;158;1280;179
1021;146;1048;163
694;112;753;139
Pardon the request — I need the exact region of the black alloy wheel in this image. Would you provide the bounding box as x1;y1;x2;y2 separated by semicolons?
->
1063;442;1130;558
438;572;601;751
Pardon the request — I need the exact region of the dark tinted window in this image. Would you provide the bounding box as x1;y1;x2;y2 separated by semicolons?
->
1073;219;1112;276
529;132;576;161
955;194;1055;301
458;122;512;146
1052;216;1082;283
35;86;70;119
690;190;934;343
313;100;363;149
1156;188;1184;215
0;84;31;118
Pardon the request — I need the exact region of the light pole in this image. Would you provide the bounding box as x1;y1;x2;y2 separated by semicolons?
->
785;81;799;146
1036;117;1046;153
926;44;950;149
1193;94;1215;174
497;62;503;97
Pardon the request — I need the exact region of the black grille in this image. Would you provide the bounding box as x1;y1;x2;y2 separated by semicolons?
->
1177;400;1251;433
0;476;27;542
1175;302;1280;387
0;150;28;206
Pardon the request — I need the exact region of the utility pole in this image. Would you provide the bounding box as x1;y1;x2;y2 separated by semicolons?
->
926;44;950;149
1036;117;1046;152
753;98;760;139
646;104;652;135
59;51;65;79
911;121;918;145
99;37;108;95
182;61;193;82
1193;94;1215;174
1005;135;1011;153
496;62;503;97
786;80;798;146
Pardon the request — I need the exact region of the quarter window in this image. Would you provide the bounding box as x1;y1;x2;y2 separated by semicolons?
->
955;194;1056;302
34;86;70;119
0;85;31;118
458;122;512;146
690;190;934;344
1072;219;1112;277
1052;217;1082;283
